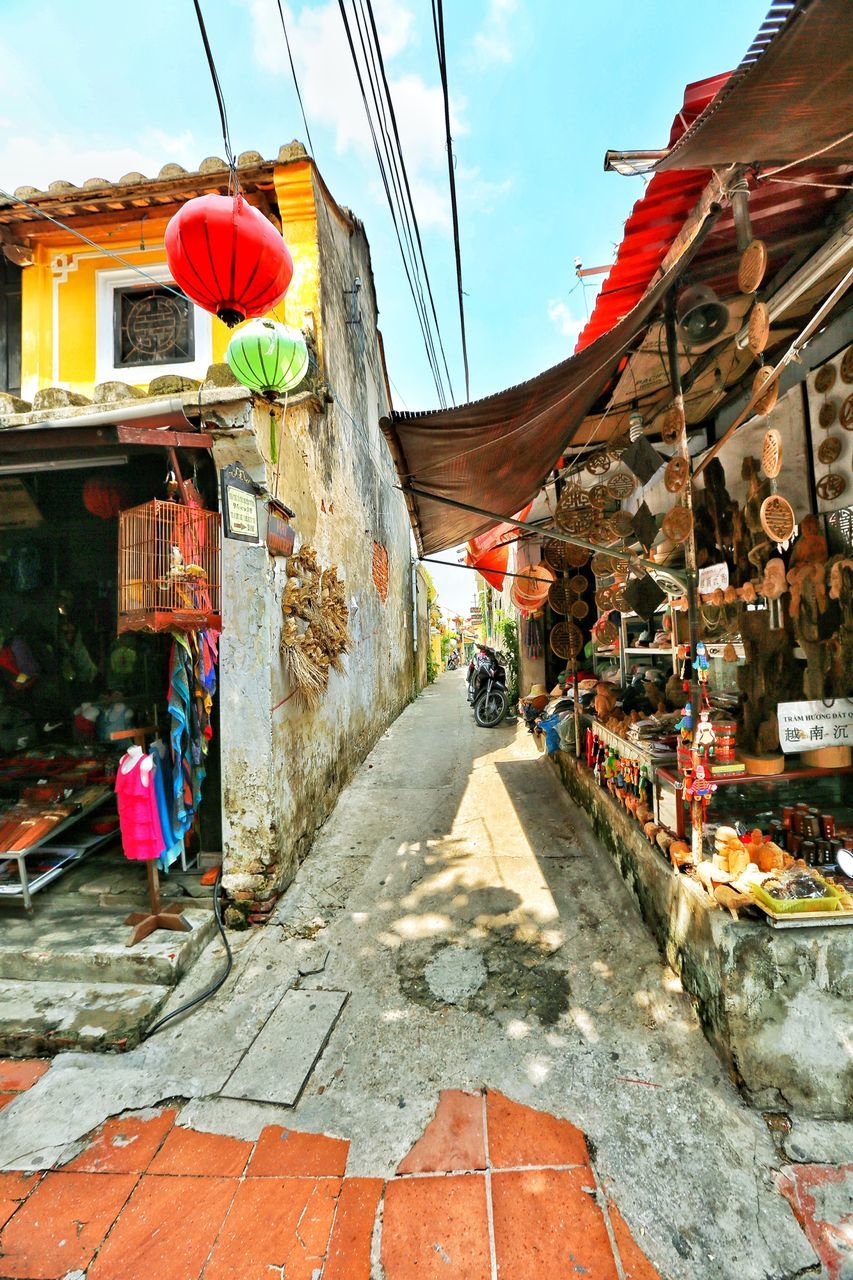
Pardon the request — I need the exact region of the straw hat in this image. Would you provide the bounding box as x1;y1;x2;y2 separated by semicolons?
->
522;683;548;701
578;678;598;692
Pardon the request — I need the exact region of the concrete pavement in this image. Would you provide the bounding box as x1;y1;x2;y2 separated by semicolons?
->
1;670;850;1278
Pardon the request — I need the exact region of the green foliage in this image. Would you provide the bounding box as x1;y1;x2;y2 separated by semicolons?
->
426;649;438;684
440;633;454;661
497;617;520;704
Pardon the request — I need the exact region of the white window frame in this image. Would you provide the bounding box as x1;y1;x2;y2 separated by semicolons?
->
95;263;213;385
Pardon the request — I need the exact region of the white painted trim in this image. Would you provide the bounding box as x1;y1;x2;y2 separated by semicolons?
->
94;263;212;386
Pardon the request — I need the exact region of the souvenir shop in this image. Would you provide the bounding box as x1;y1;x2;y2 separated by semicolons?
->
0;440;221;932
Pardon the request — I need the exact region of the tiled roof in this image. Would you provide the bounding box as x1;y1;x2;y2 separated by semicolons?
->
0;142;309;224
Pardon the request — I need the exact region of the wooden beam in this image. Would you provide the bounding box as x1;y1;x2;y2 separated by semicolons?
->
115;426;213;448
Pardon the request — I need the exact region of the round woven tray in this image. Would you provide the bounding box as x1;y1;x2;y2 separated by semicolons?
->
550;621;584;659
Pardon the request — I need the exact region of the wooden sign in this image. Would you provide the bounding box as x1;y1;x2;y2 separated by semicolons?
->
220;462;259;543
0;478;42;529
266;499;296;557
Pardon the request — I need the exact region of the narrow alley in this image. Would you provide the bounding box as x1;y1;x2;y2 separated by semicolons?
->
1;670;842;1279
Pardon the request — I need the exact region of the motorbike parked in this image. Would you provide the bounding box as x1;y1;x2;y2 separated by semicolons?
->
466;644;509;728
446;650;460;671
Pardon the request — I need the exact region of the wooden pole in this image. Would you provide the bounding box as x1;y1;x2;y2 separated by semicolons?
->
664;295;704;862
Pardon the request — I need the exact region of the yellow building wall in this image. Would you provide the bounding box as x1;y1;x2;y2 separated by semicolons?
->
19;160;322;403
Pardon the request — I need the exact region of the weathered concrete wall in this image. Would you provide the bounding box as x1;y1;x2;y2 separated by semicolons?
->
414;565;431;691
552;750;853;1118
214;180;415;922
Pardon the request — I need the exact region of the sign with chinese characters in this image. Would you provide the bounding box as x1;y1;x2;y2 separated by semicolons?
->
777;698;853;753
265;499;296;557
220;462;259;543
698;562;729;594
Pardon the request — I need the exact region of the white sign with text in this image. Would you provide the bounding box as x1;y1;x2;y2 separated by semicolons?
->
777;698;853;754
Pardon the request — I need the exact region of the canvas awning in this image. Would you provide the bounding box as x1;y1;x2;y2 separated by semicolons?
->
381;206;717;556
656;0;853;171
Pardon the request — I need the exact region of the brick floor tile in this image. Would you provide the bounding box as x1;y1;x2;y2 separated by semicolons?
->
775;1164;853;1280
0;1172;41;1232
381;1173;491;1280
148;1125;252;1177
323;1177;384;1280
63;1108;177;1174
0;1092;17;1111
87;1174;235;1280
485;1090;589;1169
246;1125;349;1178
607;1203;662;1279
492;1168;619;1279
397;1089;485;1174
0;1171;136;1279
203;1176;341;1280
0;1060;49;1093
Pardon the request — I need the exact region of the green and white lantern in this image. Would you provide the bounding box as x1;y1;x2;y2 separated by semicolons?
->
225;318;309;398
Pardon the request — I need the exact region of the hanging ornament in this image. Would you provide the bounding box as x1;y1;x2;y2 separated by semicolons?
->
818;436;842;465
695;709;716;756
841;393;853;430
752;366;778;416
815;364;837;394
82;475;126;520
695;640;709;683
226;319;309;398
664;456;689;493
738;239;768;294
747;301;770;355
819;401;838;429
841;347;853;384
761;428;783;478
165;194;294;327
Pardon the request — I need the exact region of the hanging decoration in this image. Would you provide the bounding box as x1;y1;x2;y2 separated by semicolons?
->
662;506;693;544
280;545;349;708
841;393;853;430
761;428;783;478
226;320;309;397
165;193;293;327
752;366;779;417
83;475;127;520
760;494;795;542
664;457;689;493
815;364;837;394
737;239;768;294
819;400;837;428
748;301;770;355
841;346;853;384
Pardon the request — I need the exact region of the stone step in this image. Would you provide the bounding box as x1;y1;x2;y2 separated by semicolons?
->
0;978;169;1056
0;903;216;986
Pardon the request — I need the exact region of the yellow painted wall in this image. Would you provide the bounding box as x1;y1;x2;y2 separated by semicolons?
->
19;160;322;403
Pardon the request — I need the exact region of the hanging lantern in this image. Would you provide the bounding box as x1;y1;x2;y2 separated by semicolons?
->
83;475;127;520
226;319;309;397
165;194;293;327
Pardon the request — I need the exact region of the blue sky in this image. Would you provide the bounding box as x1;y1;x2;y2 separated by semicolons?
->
0;0;769;612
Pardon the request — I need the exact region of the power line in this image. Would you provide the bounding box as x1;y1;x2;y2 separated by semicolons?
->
348;0;447;405
360;0;456;405
275;0;316;157
336;0;449;408
432;0;470;401
191;0;237;182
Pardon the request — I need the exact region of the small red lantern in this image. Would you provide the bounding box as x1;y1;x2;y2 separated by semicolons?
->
165;194;293;327
83;475;126;520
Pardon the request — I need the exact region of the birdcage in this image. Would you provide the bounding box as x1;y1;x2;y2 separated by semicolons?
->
118;500;222;634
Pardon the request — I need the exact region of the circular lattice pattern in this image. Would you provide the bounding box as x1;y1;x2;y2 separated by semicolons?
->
817;436;842;465
661;408;685;445
595;586;612;611
542;537;573;572
662;506;693;544
760;494;795;542
555;504;595;535
738;239;768;294
815;363;837;394
588;483;609;509
753;366;778;417
610;588;628;612
817;473;847;501
607;472;635;499
748;301;770;355
841;393;853;430
762;428;783;479
664;456;689;493
596;619;619;646
570;599;590;621
591;553;615;578
841;347;853;385
607;444;627;462
585;451;611;475
547;579;575;615
569;573;587;595
550;621;584;659
589;520;618;545
819;400;838;429
609;510;635;539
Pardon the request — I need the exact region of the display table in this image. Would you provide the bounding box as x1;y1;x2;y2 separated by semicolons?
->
655;764;853;839
552;747;853;1118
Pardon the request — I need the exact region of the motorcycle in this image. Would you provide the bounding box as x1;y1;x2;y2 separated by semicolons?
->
466;644;509;728
446;651;460;671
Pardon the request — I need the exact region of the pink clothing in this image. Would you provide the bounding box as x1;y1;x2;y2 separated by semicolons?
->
115;753;161;861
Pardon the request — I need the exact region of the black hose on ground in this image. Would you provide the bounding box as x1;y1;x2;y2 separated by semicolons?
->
144;868;233;1038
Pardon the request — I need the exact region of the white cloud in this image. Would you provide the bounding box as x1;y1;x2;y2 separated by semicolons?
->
0;129;198;193
547;299;584;343
245;0;475;232
472;0;518;68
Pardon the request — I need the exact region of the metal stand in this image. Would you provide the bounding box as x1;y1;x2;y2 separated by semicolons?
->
125;860;190;947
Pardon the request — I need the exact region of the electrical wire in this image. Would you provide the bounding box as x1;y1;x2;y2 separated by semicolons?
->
360;0;456;405
337;0;448;407
191;0;237;184
144;869;233;1037
275;0;316;156
432;0;471;401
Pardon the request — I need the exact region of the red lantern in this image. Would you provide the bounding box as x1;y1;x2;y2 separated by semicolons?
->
165;194;293;327
83;475;126;520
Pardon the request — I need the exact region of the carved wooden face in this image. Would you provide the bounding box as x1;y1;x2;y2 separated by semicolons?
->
762;558;787;600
